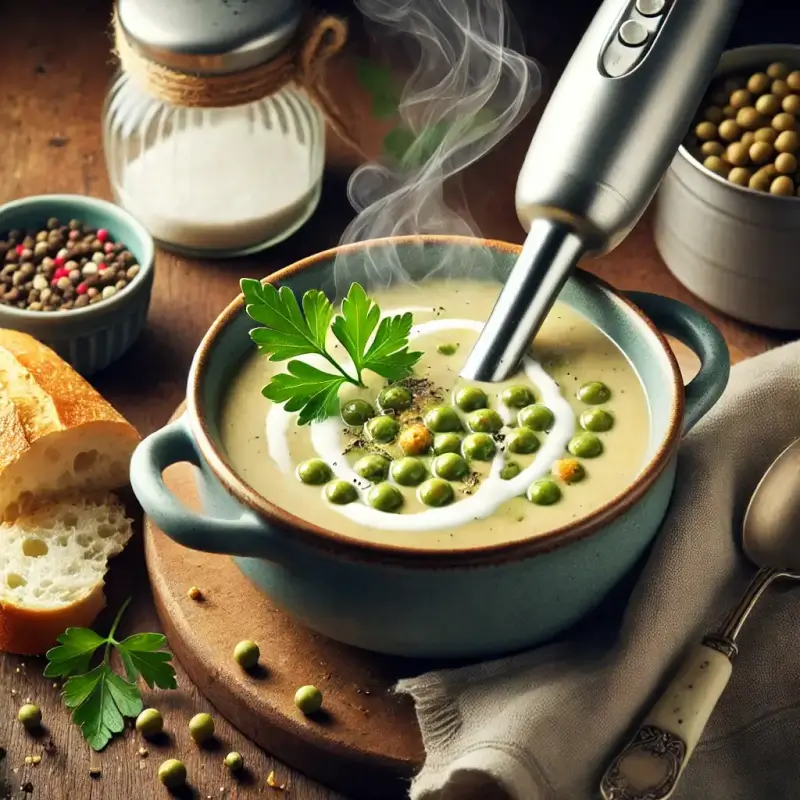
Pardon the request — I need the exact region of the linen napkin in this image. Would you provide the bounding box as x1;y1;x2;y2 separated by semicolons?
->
398;339;800;800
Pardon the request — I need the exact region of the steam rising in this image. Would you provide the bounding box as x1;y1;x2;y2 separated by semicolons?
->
334;0;542;294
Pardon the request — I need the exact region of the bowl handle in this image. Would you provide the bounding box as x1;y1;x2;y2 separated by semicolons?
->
625;292;730;434
130;415;283;560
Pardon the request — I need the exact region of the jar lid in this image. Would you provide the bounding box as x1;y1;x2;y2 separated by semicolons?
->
117;0;303;75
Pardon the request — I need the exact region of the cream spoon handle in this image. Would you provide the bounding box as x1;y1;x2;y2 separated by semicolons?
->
600;566;784;800
599;642;732;800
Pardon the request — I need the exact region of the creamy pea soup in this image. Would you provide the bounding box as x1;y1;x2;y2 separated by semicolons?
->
220;280;650;550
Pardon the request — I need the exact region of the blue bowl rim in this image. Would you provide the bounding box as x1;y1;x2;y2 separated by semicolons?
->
0;194;155;322
185;235;684;568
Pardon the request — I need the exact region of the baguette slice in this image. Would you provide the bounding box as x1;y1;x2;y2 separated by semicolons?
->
0;494;133;655
0;330;140;520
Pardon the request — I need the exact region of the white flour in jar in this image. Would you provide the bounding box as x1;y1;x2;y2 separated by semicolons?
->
116;116;318;253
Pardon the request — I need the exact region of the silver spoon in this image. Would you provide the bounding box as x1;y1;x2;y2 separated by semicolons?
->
600;436;800;800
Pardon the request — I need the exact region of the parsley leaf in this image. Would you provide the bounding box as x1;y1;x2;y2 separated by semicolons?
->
44;598;177;752
116;633;179;690
64;665;143;751
243;280;423;425
263;362;347;426
361;312;422;380
43;628;106;678
243;280;333;361
330;283;381;380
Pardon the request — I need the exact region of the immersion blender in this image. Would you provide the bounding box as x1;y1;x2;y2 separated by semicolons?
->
460;0;743;383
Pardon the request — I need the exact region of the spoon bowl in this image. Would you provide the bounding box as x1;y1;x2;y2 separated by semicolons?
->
743;437;800;572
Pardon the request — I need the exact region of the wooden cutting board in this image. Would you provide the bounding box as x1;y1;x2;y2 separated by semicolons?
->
143;342;745;798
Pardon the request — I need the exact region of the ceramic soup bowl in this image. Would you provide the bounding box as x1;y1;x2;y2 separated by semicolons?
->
131;236;729;659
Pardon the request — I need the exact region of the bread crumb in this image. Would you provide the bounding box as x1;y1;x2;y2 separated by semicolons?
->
31;756;41;765
266;770;286;790
24;756;32;765
188;586;204;601
137;747;148;758
89;766;101;777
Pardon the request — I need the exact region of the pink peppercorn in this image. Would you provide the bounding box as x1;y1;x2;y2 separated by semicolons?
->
54;256;66;268
53;267;69;280
15;244;24;255
98;263;107;271
104;242;115;254
97;229;109;243
76;283;88;295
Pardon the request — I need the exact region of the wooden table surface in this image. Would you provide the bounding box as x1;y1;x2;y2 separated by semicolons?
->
0;1;790;799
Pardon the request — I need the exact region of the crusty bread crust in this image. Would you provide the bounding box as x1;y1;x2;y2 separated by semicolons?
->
0;330;140;518
0;585;105;656
0;329;135;451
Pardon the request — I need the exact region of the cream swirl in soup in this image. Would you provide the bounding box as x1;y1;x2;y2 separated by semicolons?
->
221;280;651;551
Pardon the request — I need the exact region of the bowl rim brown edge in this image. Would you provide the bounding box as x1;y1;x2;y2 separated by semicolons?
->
186;234;684;570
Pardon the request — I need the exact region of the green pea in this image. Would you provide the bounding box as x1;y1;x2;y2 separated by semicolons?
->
433;432;462;455
188;712;215;744
423;406;463;433
365;414;399;443
17;704;41;731
580;408;614;432
418;478;455;507
500;385;535;408
377;385;412;412
296;458;332;485
135;707;163;738
325;480;358;504
432;453;469;481
500;461;521;480
466;408;503;433
390;457;427;486
567;432;604;458
158;759;187;790
527;479;562;505
437;342;459;356
454;386;488;412
462;432;496;461
354;454;390;482
224;752;244;772
367;482;404;512
295;685;323;715
233;640;260;669
578;381;611;405
518;404;554;432
340;399;375;426
506;427;540;455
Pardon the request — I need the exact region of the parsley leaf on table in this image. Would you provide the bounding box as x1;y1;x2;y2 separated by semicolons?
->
44;598;177;751
243;280;423;424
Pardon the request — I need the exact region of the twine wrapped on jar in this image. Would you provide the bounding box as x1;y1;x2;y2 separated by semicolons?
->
111;10;365;156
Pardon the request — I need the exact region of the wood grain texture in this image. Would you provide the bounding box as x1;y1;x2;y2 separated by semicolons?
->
0;0;790;798
146;441;425;800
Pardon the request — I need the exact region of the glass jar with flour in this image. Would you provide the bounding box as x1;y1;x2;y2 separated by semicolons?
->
104;0;351;256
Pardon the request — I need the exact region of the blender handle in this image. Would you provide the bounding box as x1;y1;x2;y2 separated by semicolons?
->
515;0;744;255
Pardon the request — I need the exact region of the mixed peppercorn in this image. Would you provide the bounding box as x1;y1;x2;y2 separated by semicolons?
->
0;218;141;312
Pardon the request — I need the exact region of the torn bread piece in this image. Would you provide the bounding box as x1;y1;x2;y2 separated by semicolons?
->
0;494;134;655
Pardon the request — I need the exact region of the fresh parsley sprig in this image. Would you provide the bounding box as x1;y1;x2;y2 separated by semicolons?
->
242;280;422;425
44;598;177;751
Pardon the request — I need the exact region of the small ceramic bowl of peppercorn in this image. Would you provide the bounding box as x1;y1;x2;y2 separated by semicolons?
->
0;194;154;375
654;44;800;331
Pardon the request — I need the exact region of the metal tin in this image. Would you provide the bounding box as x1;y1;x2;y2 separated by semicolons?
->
117;0;303;75
654;44;800;330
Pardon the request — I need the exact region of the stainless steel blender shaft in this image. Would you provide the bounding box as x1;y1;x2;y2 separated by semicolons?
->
461;0;742;383
460;220;584;383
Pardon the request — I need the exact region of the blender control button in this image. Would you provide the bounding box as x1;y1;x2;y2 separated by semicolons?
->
618;20;648;47
635;0;666;16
